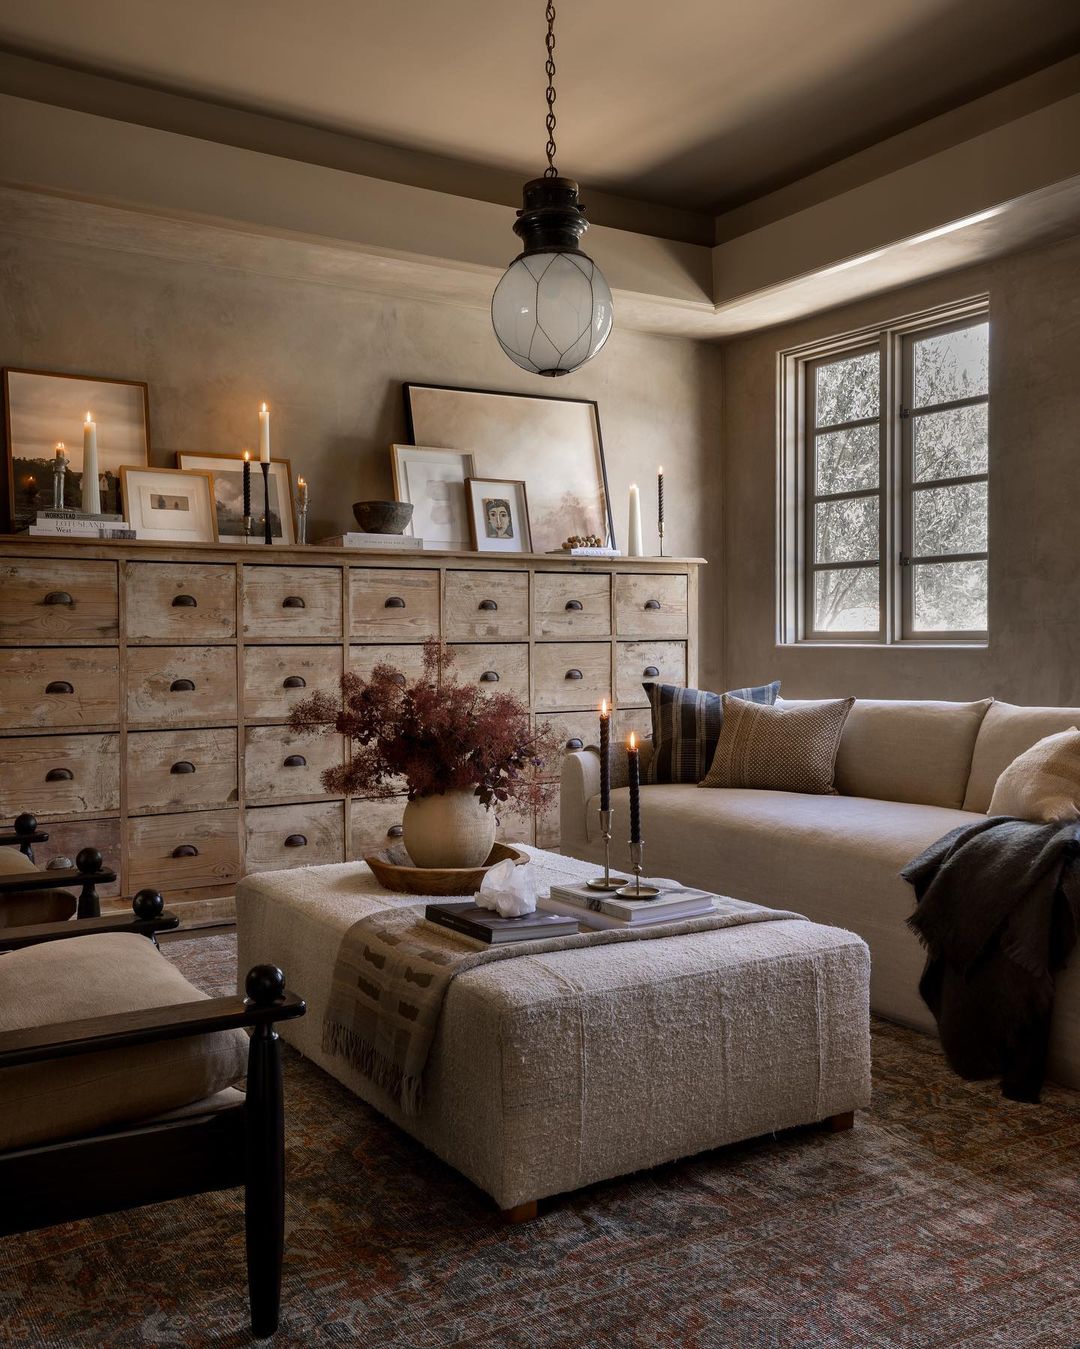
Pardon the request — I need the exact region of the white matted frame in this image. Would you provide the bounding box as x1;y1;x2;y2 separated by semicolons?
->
465;477;533;553
120;465;218;543
391;444;476;550
175;451;295;545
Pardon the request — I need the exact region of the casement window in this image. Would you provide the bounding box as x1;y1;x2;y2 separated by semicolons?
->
778;299;989;644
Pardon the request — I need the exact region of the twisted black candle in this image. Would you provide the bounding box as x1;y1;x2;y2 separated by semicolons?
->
657;467;664;528
243;455;251;519
627;736;641;844
599;703;610;812
261;461;273;544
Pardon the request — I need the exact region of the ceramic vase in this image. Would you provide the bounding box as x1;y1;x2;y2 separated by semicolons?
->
402;791;496;868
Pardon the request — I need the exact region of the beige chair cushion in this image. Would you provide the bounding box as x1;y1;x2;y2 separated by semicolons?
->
0;932;248;1150
0;847;78;928
834;698;991;809
987;728;1080;822
701;695;854;794
964;702;1080;812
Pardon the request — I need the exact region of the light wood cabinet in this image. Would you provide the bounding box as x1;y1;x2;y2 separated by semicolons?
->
0;540;700;926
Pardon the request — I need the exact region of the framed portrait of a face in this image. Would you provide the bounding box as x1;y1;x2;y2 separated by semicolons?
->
465;477;533;554
391;444;476;550
120;466;218;543
175;451;295;545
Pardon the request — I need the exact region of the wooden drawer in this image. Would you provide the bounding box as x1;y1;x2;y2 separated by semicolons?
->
0;558;117;644
349;643;427;684
533;642;610;712
244;726;344;803
127;646;237;726
534;573;611;638
350;568;439;640
126;728;238;814
243;645;343;721
348;796;407;859
29;817;122;899
615;707;653;744
125;563;236;642
615;573;688;638
0;648;119;730
449;644;529;701
0;733;119;818
127;809;241;894
444;570;528;639
537;710;598;757
244;801;344;873
616;641;686;706
242;565;342;640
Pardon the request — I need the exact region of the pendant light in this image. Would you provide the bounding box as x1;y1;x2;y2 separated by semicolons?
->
491;2;613;377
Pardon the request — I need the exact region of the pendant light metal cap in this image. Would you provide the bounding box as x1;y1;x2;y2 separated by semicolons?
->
513;176;590;255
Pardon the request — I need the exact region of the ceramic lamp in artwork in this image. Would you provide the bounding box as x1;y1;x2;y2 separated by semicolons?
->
402;791;497;869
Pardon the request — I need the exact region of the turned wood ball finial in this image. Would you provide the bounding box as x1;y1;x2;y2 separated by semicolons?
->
132;888;165;919
75;847;103;874
14;813;38;836
246;964;286;1006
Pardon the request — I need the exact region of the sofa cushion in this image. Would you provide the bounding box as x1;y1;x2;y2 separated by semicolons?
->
964;702;1080;812
0;847;78;928
0;932;248;1150
701;695;853;794
834;698;992;809
987;728;1080;822
645;678;780;784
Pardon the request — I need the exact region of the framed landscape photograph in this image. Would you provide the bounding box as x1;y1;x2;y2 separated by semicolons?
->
465;477;533;553
3;368;150;528
175;451;295;545
120;466;218;543
403;383;614;553
391;444;476;550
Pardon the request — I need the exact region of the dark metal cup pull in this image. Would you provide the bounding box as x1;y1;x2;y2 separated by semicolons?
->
45;767;73;782
387;824;404;839
391;672;406;688
478;599;498;611
45;680;74;695
171;594;198;608
644;598;662;610
170;678;196;692
283;754;307;767
564;599;584;611
566;737;584;750
565;668;583;680
284;833;307;848
172;843;199;858
282;595;306;609
643;665;660;678
384;596;406;609
43;591;73;606
479;670;500;682
170;761;196;775
282;675;307;689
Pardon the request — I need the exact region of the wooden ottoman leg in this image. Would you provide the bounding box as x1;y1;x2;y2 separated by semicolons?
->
826;1110;855;1132
501;1200;538;1224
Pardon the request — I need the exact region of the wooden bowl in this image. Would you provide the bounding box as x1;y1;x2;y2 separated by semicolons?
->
363;842;529;896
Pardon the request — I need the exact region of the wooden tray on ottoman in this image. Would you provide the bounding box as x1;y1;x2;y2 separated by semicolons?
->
363;842;529;896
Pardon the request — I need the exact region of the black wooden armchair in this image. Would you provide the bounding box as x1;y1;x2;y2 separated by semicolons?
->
0;812;116;926
0;896;306;1339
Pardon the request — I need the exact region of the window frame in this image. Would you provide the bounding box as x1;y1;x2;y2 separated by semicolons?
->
778;297;989;647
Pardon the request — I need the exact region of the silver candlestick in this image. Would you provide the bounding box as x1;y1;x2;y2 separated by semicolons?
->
616;840;661;899
658;521;666;557
586;808;623;891
51;451;69;512
295;500;309;545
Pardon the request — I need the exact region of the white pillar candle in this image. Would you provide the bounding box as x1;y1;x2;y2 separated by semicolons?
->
82;412;101;514
297;476;309;506
259;403;271;462
627;482;643;557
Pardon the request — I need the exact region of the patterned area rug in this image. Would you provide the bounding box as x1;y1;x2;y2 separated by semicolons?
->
1;933;1078;1348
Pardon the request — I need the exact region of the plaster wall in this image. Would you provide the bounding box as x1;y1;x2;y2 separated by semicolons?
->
718;230;1080;706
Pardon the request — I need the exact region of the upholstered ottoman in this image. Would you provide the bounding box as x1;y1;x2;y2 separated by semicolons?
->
236;847;871;1215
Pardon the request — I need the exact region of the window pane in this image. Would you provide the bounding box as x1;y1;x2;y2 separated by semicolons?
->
814;567;879;632
815;496;879;564
913;560;987;632
815;351;879;427
913;322;989;407
913;403;988;482
913;482;987;557
815;424;879;494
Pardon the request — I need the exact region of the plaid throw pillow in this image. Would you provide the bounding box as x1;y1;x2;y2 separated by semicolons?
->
645;679;780;784
699;694;855;795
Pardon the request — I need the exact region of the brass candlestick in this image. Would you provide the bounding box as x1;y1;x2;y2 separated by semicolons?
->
616;840;661;899
586;808;623;891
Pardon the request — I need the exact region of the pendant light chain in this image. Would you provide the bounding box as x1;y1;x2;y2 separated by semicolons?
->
544;0;558;177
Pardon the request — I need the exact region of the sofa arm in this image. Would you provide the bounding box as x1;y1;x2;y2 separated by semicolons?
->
559;737;655;856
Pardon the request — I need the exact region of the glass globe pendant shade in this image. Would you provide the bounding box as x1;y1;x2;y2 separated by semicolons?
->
492;250;613;377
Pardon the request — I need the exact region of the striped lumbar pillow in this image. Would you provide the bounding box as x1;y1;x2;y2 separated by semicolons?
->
700;693;855;794
645;679;780;784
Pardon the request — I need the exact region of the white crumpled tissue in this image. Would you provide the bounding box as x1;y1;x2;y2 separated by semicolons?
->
473;857;537;917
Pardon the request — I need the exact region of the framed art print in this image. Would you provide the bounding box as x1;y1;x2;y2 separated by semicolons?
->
120;466;218;543
175;451;295;545
465;477;533;553
391;444;476;550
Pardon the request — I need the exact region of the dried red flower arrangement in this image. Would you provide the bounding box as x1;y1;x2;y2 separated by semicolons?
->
288;639;563;811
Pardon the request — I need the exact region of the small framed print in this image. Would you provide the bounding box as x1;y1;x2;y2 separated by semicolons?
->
465;477;533;554
175;451;295;545
391;444;476;550
120;466;218;543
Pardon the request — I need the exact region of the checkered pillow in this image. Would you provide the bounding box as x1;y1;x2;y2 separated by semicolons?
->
645;679;781;784
700;694;855;794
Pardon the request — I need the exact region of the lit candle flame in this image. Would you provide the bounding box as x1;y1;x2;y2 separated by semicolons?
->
260;402;268;414
298;476;305;487
85;412;92;424
658;465;664;474
242;449;250;462
629;731;637;750
600;697;608;717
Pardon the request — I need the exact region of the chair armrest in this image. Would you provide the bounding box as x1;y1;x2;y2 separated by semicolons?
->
0;831;48;849
0;889;175;951
0;812;49;855
0;866;115;896
0;968;306;1069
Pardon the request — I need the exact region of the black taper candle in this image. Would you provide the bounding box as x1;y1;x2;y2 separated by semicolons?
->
599;702;610;812
243;454;251;518
657;467;664;528
627;735;641;844
261;461;273;544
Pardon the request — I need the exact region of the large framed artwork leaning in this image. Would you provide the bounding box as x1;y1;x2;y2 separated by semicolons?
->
403;383;615;554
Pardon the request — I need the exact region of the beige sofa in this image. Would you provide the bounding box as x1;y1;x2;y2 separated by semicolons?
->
561;698;1080;1090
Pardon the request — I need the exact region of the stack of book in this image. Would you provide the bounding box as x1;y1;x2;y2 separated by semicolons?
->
541;879;717;929
27;510;136;540
425;902;578;945
317;532;423;551
547;546;621;558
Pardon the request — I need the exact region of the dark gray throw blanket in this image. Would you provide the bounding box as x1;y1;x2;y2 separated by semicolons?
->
902;817;1080;1102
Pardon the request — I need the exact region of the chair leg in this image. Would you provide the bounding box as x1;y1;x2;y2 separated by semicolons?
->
826;1110;855;1132
245;1023;284;1339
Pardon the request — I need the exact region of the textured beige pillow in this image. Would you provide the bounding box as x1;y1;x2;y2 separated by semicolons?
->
987;727;1080;822
700;694;855;794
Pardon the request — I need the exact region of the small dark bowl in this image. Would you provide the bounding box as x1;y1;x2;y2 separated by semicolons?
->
352;500;415;535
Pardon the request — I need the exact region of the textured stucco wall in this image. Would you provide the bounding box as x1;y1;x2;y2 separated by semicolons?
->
0;229;724;682
718;231;1080;706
